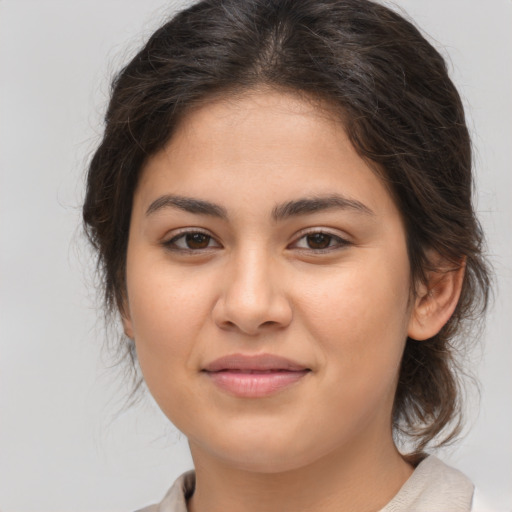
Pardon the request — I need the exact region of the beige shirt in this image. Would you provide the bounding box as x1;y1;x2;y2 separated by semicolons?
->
136;455;474;512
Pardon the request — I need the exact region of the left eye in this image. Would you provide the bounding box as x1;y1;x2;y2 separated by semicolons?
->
165;232;220;250
293;232;348;250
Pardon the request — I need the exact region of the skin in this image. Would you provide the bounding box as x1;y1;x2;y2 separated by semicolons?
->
123;89;463;512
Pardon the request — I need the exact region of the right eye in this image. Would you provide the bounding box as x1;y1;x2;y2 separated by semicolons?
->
163;231;221;251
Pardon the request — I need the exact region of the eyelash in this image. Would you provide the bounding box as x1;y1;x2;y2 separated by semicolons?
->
162;229;220;252
162;229;351;254
290;230;351;253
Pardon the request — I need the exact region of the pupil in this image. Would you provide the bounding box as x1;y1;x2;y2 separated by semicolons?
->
186;233;209;249
307;233;331;249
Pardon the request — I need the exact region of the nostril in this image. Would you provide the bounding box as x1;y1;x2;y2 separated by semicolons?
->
220;320;237;330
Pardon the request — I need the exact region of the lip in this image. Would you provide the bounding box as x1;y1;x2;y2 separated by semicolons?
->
202;353;311;398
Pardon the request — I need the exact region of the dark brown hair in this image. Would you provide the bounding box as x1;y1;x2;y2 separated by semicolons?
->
83;0;490;453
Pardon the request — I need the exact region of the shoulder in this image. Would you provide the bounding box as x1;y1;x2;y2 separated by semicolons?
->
380;455;474;512
134;471;196;512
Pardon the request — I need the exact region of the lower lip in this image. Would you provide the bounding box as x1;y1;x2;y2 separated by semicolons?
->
204;370;310;397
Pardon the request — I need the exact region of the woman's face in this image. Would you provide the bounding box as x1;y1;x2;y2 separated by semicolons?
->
123;90;417;472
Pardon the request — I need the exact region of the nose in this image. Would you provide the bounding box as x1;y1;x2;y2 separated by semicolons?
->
212;248;293;336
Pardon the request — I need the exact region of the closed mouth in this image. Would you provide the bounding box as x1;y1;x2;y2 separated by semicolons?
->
202;354;311;397
202;353;310;373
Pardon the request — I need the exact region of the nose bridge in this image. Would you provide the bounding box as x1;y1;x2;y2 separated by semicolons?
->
232;245;272;305
215;242;291;334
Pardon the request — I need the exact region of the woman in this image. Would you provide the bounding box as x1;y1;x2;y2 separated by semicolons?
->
83;0;491;510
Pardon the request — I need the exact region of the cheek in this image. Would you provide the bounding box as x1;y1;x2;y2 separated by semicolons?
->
125;259;215;398
297;254;411;388
300;254;410;329
127;252;213;337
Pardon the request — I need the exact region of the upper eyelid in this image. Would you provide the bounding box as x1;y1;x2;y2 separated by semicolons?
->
170;226;210;233
165;227;216;240
291;227;351;241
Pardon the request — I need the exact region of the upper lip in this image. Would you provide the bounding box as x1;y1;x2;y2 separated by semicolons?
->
203;353;310;372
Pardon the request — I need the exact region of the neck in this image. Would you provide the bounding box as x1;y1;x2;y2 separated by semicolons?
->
187;434;413;512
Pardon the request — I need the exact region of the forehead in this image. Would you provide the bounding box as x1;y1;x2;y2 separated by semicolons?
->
135;89;399;223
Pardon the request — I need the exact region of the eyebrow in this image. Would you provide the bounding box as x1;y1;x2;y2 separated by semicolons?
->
271;194;374;221
146;195;228;218
145;193;374;220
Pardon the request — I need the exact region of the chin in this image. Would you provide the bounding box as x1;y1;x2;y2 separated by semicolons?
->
191;429;325;474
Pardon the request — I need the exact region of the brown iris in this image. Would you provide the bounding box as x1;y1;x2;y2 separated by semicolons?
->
306;233;332;249
186;233;211;249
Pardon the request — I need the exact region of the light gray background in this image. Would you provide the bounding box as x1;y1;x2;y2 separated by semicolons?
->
0;1;510;511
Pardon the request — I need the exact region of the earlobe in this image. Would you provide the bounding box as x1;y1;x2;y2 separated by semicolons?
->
122;315;134;339
407;258;465;341
117;291;134;340
120;300;134;339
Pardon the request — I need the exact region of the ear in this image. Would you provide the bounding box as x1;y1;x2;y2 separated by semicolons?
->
407;256;465;341
122;314;134;339
120;299;134;339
